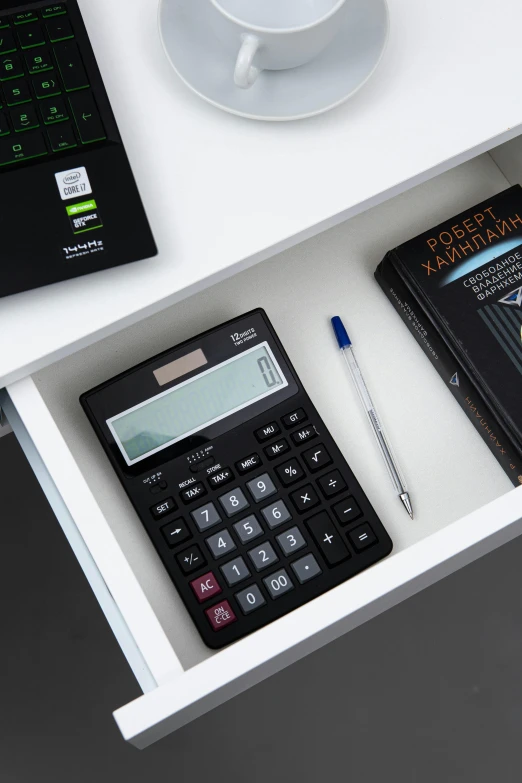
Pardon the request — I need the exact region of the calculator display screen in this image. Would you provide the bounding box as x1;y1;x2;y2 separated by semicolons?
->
107;342;288;466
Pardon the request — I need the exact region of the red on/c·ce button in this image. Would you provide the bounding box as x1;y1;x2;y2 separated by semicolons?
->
205;600;237;631
190;571;222;603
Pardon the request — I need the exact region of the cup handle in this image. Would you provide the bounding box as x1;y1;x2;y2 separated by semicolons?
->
234;34;261;89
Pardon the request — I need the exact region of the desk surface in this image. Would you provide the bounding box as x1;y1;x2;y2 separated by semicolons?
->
1;0;522;387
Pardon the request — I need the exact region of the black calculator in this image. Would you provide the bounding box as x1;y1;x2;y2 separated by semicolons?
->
81;310;393;649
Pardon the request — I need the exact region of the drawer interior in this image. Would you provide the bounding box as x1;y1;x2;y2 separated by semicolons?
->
29;151;518;672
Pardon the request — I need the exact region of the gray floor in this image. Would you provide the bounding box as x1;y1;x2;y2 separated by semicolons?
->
2;432;522;782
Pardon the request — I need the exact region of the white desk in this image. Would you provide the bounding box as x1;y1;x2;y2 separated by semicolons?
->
1;0;522;386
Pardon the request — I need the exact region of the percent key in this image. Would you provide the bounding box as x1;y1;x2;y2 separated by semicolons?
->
276;458;305;486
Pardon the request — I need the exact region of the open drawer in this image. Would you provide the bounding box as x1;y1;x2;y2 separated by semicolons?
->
3;149;522;749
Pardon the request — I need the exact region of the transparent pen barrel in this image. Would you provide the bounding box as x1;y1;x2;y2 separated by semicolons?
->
343;347;407;495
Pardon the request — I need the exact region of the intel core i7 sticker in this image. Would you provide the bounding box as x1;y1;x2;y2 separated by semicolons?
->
67;199;103;234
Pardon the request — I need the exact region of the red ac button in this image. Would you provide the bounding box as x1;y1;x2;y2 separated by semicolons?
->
190;571;222;603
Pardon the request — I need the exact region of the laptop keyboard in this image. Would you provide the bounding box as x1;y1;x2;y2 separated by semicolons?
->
0;2;106;168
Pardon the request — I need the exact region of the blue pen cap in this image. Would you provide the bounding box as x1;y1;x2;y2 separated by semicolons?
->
331;316;351;348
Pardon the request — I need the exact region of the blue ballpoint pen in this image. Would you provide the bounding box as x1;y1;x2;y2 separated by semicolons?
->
331;316;414;519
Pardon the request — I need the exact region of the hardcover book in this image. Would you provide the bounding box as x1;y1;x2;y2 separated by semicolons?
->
375;186;522;486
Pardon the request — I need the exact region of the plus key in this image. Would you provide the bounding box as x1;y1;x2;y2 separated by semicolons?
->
305;512;350;566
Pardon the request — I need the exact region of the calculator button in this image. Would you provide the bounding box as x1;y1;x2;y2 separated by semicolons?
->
190;571;222;603
233;514;263;544
289;484;320;514
302;444;332;472
161;518;191;548
205;529;237;559
332;496;362;526
150;497;176;520
0;111;9;135
46;18;73;42
248;541;279;572
176;544;207;574
317;470;347;498
0;31;16;55
348;523;377;552
263;568;294;600
180;481;207;504
42;6;68;19
0;131;47;165
261;500;292;529
208;467;233;489
275;458;305;487
276;526;306;556
246;472;277;502
235;585;266;615
54;41;89;91
0;55;24;81
220;556;250;587
17;24;45;49
291;554;322;584
282;408;307;428
305;512;350;566
264;438;289;460
13;12;38;25
10;105;39;131
68;91;106;143
219;487;249;517
189;455;215;474
235;453;261;474
206;600;237;630
4;79;31;105
190;502;221;532
291;426;317;446
254;421;281;442
32;71;60;97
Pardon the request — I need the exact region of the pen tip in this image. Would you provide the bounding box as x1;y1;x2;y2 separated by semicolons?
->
400;492;414;520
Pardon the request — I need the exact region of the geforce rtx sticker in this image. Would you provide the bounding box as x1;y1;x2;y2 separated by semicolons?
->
55;166;92;201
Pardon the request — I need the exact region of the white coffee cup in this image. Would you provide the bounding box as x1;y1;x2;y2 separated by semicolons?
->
208;0;350;89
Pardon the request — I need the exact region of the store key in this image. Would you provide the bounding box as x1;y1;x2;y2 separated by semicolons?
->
81;309;392;649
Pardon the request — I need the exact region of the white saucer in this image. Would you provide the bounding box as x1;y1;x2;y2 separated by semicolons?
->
158;0;389;121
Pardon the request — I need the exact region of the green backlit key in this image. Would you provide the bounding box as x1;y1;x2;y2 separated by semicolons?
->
32;71;61;98
12;12;39;25
54;41;89;91
17;23;46;49
25;48;53;74
10;105;39;132
0;131;47;165
46;18;73;42
40;96;69;124
0;54;24;81
4;78;31;105
47;122;77;151
42;5;67;18
0;19;10;30
0;110;9;136
0;31;17;54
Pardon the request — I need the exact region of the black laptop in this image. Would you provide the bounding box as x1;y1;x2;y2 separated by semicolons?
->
0;0;157;298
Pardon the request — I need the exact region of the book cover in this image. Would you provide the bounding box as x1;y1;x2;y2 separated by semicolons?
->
375;186;522;487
